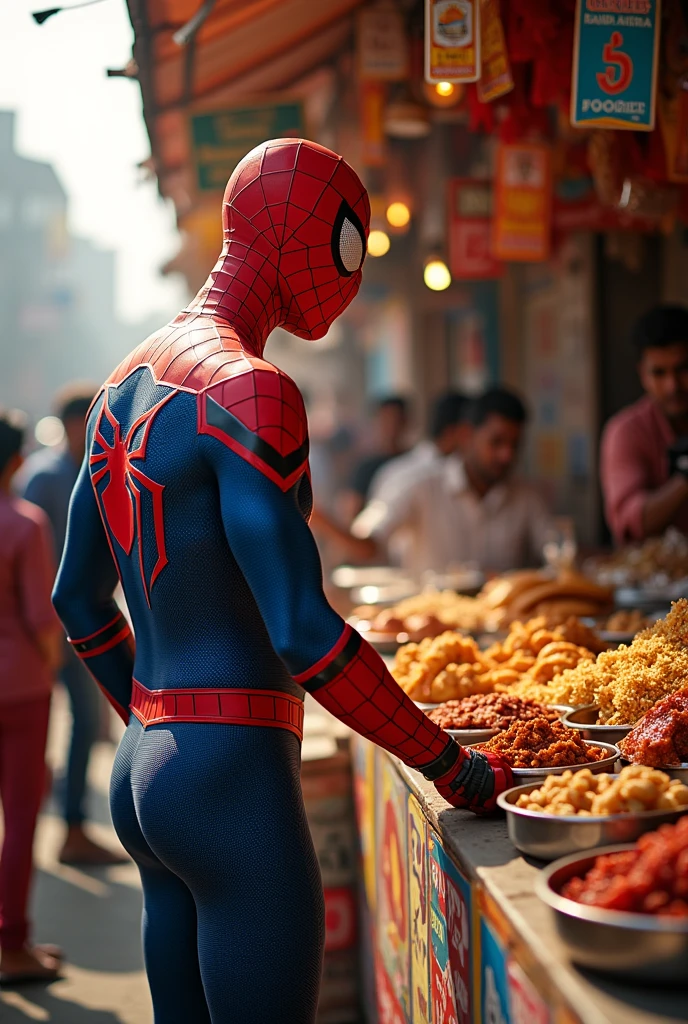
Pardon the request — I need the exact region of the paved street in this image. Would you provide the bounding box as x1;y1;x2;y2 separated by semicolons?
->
0;690;151;1024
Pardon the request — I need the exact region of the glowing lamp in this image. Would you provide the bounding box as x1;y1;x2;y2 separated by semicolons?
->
367;230;391;257
435;81;455;98
386;202;411;229
423;259;451;291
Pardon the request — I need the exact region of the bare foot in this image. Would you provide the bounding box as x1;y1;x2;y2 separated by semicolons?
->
0;945;61;984
58;827;128;866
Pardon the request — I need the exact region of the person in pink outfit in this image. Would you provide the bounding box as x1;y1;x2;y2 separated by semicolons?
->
0;410;62;984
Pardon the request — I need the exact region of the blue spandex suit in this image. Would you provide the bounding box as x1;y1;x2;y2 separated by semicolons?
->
53;140;509;1024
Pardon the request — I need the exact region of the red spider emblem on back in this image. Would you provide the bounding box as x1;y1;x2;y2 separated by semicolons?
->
90;389;174;606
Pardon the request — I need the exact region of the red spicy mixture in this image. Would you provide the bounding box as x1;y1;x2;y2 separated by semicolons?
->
562;816;688;916
479;717;605;769
427;693;560;731
619;689;688;768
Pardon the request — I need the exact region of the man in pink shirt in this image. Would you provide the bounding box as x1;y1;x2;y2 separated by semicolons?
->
0;410;62;984
601;305;688;545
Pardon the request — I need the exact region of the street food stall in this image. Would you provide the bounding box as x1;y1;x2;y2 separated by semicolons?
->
349;574;688;1024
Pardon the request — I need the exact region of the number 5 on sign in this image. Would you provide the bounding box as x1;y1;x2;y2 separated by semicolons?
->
570;0;661;131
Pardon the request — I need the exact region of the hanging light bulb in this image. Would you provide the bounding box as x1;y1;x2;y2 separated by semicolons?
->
435;81;455;98
367;230;391;257
386;202;411;229
423;258;451;291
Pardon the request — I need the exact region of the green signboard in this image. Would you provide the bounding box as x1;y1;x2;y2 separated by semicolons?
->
191;101;305;192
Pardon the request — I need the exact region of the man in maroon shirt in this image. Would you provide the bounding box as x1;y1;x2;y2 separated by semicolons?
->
601;305;688;544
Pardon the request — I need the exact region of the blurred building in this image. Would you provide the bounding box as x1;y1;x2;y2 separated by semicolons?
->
0;109;157;420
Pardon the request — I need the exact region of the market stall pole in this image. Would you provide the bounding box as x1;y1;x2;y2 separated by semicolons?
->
353;738;687;1024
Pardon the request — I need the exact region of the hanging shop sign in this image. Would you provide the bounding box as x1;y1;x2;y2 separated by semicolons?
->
493;142;553;263
191;101;304;192
358;1;409;80
361;81;387;167
477;0;513;102
425;0;481;84
570;0;661;131
448;178;503;279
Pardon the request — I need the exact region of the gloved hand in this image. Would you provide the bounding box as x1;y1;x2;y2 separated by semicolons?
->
668;437;688;479
430;743;513;814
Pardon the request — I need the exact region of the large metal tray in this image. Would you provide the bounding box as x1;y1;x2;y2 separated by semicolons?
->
498;783;688;861
536;846;688;984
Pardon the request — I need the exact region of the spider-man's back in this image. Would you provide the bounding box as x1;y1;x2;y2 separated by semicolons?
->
88;312;314;695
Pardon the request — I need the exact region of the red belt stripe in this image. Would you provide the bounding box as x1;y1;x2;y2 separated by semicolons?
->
130;680;304;741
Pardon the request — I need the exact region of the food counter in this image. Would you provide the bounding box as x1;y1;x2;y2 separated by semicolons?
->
351;737;688;1024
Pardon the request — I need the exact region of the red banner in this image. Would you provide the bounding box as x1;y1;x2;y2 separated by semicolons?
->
448;178;503;279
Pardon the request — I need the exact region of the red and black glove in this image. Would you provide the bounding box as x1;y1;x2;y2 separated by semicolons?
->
419;740;513;814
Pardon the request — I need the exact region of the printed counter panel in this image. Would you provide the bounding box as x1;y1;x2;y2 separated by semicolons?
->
351;738;585;1024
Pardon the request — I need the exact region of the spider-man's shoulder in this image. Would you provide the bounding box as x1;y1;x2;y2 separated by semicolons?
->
198;359;309;492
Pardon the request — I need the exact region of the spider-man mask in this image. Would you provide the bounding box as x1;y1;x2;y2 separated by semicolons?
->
194;139;370;347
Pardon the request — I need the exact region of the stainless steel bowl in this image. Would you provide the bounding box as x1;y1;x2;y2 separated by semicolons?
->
472;740;621;785
536;846;688;984
619;758;688;783
562;705;632;746
414;701;441;711
498;784;688;861
446;727;498;745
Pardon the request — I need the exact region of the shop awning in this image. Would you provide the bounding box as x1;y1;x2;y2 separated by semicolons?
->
126;0;364;199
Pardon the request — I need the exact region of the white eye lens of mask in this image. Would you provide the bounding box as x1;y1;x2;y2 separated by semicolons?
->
339;217;363;273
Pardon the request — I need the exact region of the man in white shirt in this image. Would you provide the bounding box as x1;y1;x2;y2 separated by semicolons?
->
352;388;553;577
368;392;470;504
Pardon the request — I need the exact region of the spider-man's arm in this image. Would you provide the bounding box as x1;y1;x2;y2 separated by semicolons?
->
201;435;511;813
52;440;134;724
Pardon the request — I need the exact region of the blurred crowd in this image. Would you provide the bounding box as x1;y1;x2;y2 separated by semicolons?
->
311;385;555;581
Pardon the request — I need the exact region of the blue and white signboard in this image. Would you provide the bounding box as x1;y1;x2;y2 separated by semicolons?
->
571;0;661;131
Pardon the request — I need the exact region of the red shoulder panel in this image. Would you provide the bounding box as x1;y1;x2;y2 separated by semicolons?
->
105;314;254;392
198;363;309;492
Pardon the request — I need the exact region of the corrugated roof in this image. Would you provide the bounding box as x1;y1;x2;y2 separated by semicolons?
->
126;0;363;199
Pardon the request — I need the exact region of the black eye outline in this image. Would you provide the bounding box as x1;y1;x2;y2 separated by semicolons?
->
331;200;366;277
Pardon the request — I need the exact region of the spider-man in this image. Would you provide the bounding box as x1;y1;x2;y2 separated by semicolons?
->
53;139;512;1024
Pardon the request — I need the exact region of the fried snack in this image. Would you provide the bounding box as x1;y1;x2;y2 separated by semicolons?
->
391;631;485;701
561;815;688;915
589;529;688;587
619;690;688;767
507;571;613;617
480;571;550;610
427;694;561;731
392;617;599;703
516;765;688;816
604;609;650;634
532;599;609;621
379;591;488;632
479;717;605;769
546;601;688;724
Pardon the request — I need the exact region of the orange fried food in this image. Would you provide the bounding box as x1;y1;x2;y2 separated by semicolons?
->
619;689;688;767
479;717;605;769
